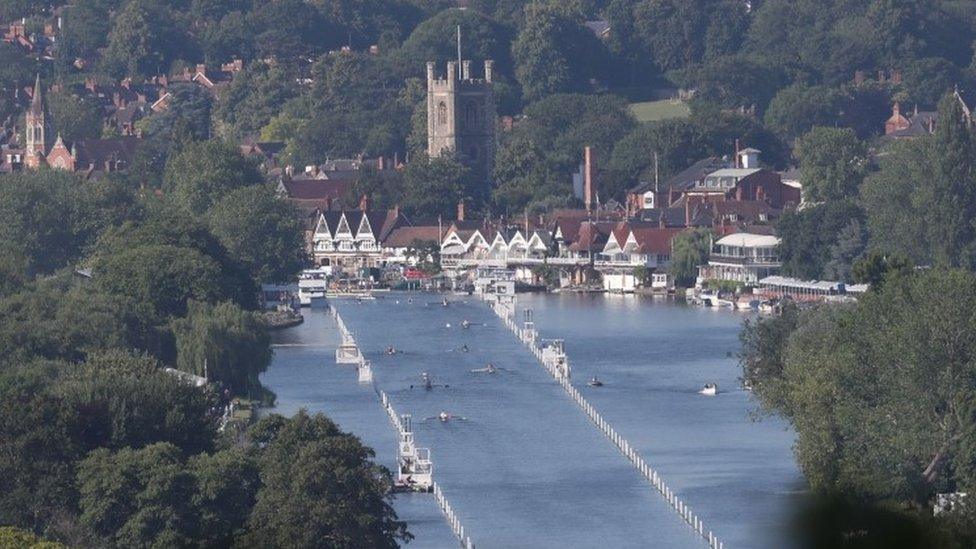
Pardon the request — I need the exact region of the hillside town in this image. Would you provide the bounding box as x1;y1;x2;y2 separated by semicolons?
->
3;0;976;547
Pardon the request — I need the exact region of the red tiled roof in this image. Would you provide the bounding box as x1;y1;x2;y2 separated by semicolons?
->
631;227;686;256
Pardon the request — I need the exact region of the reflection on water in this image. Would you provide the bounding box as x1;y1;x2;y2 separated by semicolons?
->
262;293;803;549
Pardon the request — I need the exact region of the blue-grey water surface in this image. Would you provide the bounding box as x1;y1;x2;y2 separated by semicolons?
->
262;293;802;548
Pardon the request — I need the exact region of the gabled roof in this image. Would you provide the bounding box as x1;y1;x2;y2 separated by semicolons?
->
630;227;686;256
73;137;139;168
569;221;614;252
630;157;729;194
382;225;442;248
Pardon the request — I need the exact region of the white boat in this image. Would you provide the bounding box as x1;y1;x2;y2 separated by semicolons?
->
298;268;329;307
699;383;718;396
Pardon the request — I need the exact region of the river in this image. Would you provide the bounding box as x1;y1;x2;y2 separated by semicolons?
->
262;293;803;548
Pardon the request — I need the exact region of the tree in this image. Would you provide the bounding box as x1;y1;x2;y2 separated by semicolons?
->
208;186;307;283
163;140;263;215
512;4;607;102
822;220;867;282
0;526;63;548
674;54;787;112
852;250;913;289
743;269;976;504
927;93;976;269
795;127;869;202
777;200;865;279
100;0;191;78
860;138;932;264
215;61;299;139
77;443;198;547
669;228;711;287
172;301;272;399
606;119;709;197
764;84;846;139
46;91;104;144
394;8;514;80
93;244;227;319
243;411;410;548
402;153;476;218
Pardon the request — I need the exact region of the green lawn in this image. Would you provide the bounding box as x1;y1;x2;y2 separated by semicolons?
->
629;99;691;122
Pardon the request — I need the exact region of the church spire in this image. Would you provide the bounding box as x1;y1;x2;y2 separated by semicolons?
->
30;74;43;115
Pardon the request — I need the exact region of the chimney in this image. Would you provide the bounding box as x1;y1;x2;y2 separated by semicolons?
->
393;203;400;219
457;199;465;221
584;146;594;213
484;60;494;83
359;194;370;211
196;64;206;76
462;60;471;80
377;156;384;170
734;138;740;168
893;102;901;118
658;210;666;228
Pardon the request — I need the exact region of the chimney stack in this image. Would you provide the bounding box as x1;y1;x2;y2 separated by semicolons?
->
584;146;594;214
457;199;465;221
734;138;740;168
377;156;384;170
359;194;370;211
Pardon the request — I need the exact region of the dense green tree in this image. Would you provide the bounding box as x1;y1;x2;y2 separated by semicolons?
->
822;220;867;282
394;8;514;80
764;84;846;139
927;93;976;268
77;443;199;547
172;300;272;398
861;138;932;264
674;54;787;112
669;228;711;287
57;1;112;63
606;119;709;198
743;269;976;503
0;172;138;275
215;61;299;139
248;0;338;60
344;166;405;211
92;244;227;319
512;4;607;102
795;127;869;202
46;91;104;143
189;448;260;544
208;186;307;283
139;84;214;146
312;0;425;49
402;153;476;218
0;280;146;365
163;140;263;215
0;526;63;548
243;411;410;548
900;56;960;107
100;0;191;78
852;250;914;289
201;11;255;64
777;200;865;279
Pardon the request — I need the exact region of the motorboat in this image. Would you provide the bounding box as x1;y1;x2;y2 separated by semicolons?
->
297;268;329;307
699;383;718;396
588;376;604;387
461;319;471;329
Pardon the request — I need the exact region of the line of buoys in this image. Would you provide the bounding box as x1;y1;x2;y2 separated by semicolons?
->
330;305;475;549
483;294;725;549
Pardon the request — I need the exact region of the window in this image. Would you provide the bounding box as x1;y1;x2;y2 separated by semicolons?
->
437;102;447;125
465;100;479;127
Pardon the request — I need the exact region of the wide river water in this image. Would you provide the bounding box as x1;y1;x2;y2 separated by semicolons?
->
262;293;803;548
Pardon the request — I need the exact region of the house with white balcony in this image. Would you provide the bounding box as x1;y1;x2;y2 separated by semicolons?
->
697;232;781;285
311;210;400;271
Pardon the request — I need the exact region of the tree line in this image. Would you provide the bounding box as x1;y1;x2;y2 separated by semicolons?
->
0;142;410;546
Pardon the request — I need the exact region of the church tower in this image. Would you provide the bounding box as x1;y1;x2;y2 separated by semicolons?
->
426;59;496;181
25;74;47;169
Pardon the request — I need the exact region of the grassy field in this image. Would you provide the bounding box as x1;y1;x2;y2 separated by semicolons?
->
629;99;691;122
